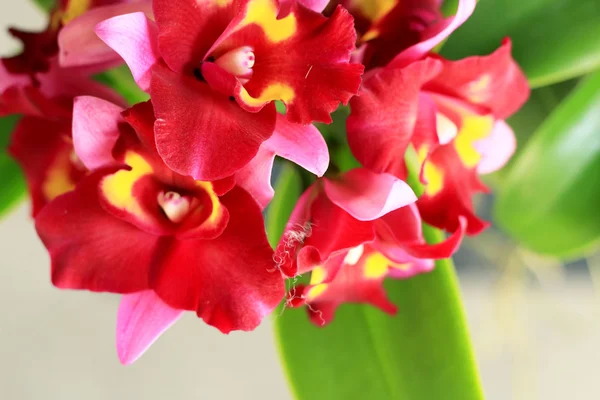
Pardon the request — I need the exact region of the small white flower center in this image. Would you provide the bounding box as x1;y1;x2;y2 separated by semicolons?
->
436;113;458;145
214;46;255;81
343;245;365;266
158;191;191;224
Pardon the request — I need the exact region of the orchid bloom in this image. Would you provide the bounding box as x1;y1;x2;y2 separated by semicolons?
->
328;0;475;70
94;0;363;181
34;97;286;364
347;39;530;235
274;168;465;324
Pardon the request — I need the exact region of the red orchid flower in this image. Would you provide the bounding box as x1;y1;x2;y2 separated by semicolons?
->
34;97;286;364
94;0;363;181
327;0;475;70
274;168;465;324
347;39;530;235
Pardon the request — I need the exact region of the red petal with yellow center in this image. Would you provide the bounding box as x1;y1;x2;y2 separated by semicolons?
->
417;143;489;235
213;2;363;123
35;169;158;293
149;186;284;333
292;246;397;326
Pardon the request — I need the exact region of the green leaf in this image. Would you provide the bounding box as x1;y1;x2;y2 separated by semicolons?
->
0;116;26;218
265;161;303;248
441;0;600;87
494;70;600;258
31;0;55;13
95;66;150;105
274;225;483;400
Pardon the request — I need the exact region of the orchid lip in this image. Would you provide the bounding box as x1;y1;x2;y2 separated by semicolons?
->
158;191;193;224
214;46;255;82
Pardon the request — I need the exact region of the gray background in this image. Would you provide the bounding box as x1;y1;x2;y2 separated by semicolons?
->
1;2;599;399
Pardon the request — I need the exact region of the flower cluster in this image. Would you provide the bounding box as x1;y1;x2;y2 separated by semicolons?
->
1;0;528;363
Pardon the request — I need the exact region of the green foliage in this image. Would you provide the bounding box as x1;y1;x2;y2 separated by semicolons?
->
31;0;55;13
495;71;600;258
273;226;483;400
265;161;303;248
0;116;26;218
268;153;483;400
95;66;150;105
441;0;600;87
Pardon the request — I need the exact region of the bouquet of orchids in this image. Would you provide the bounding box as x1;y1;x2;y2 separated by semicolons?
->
2;0;600;398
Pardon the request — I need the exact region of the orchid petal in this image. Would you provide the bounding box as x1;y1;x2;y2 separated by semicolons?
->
58;2;154;69
72;96;124;171
324;169;417;221
95;12;160;92
265;115;329;177
116;291;183;365
389;0;476;68
475;120;516;175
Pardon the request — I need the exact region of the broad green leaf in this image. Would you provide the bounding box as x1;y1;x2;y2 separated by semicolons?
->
0;116;26;218
441;0;600;87
95;66;149;105
274;225;483;400
265;162;303;248
31;0;55;13
494;70;600;258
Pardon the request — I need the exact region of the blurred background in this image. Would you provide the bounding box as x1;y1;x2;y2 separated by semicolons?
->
1;2;599;400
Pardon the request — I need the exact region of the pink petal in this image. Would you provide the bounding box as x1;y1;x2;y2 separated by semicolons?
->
264;115;329;177
389;0;476;68
324;169;417;221
117;291;183;365
279;0;330;14
475;119;516;174
72;96;124;170
58;2;154;70
235;146;276;209
95;12;159;92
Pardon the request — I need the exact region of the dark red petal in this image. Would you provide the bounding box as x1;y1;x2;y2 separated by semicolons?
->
8;116;79;216
35;169;158;293
347;58;442;178
417;143;489;235
150;186;284;333
153;0;243;74
151;64;276;181
424;39;530;119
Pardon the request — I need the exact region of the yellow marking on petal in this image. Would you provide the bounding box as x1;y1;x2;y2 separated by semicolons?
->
196;180;224;226
360;29;380;43
422;160;444;197
61;0;92;25
213;0;233;6
101;152;153;219
310;266;327;285
365;252;410;279
467;74;491;103
42;149;77;201
350;0;397;22
240;83;295;107
306;283;328;301
364;252;390;279
454;113;494;169
240;0;297;43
